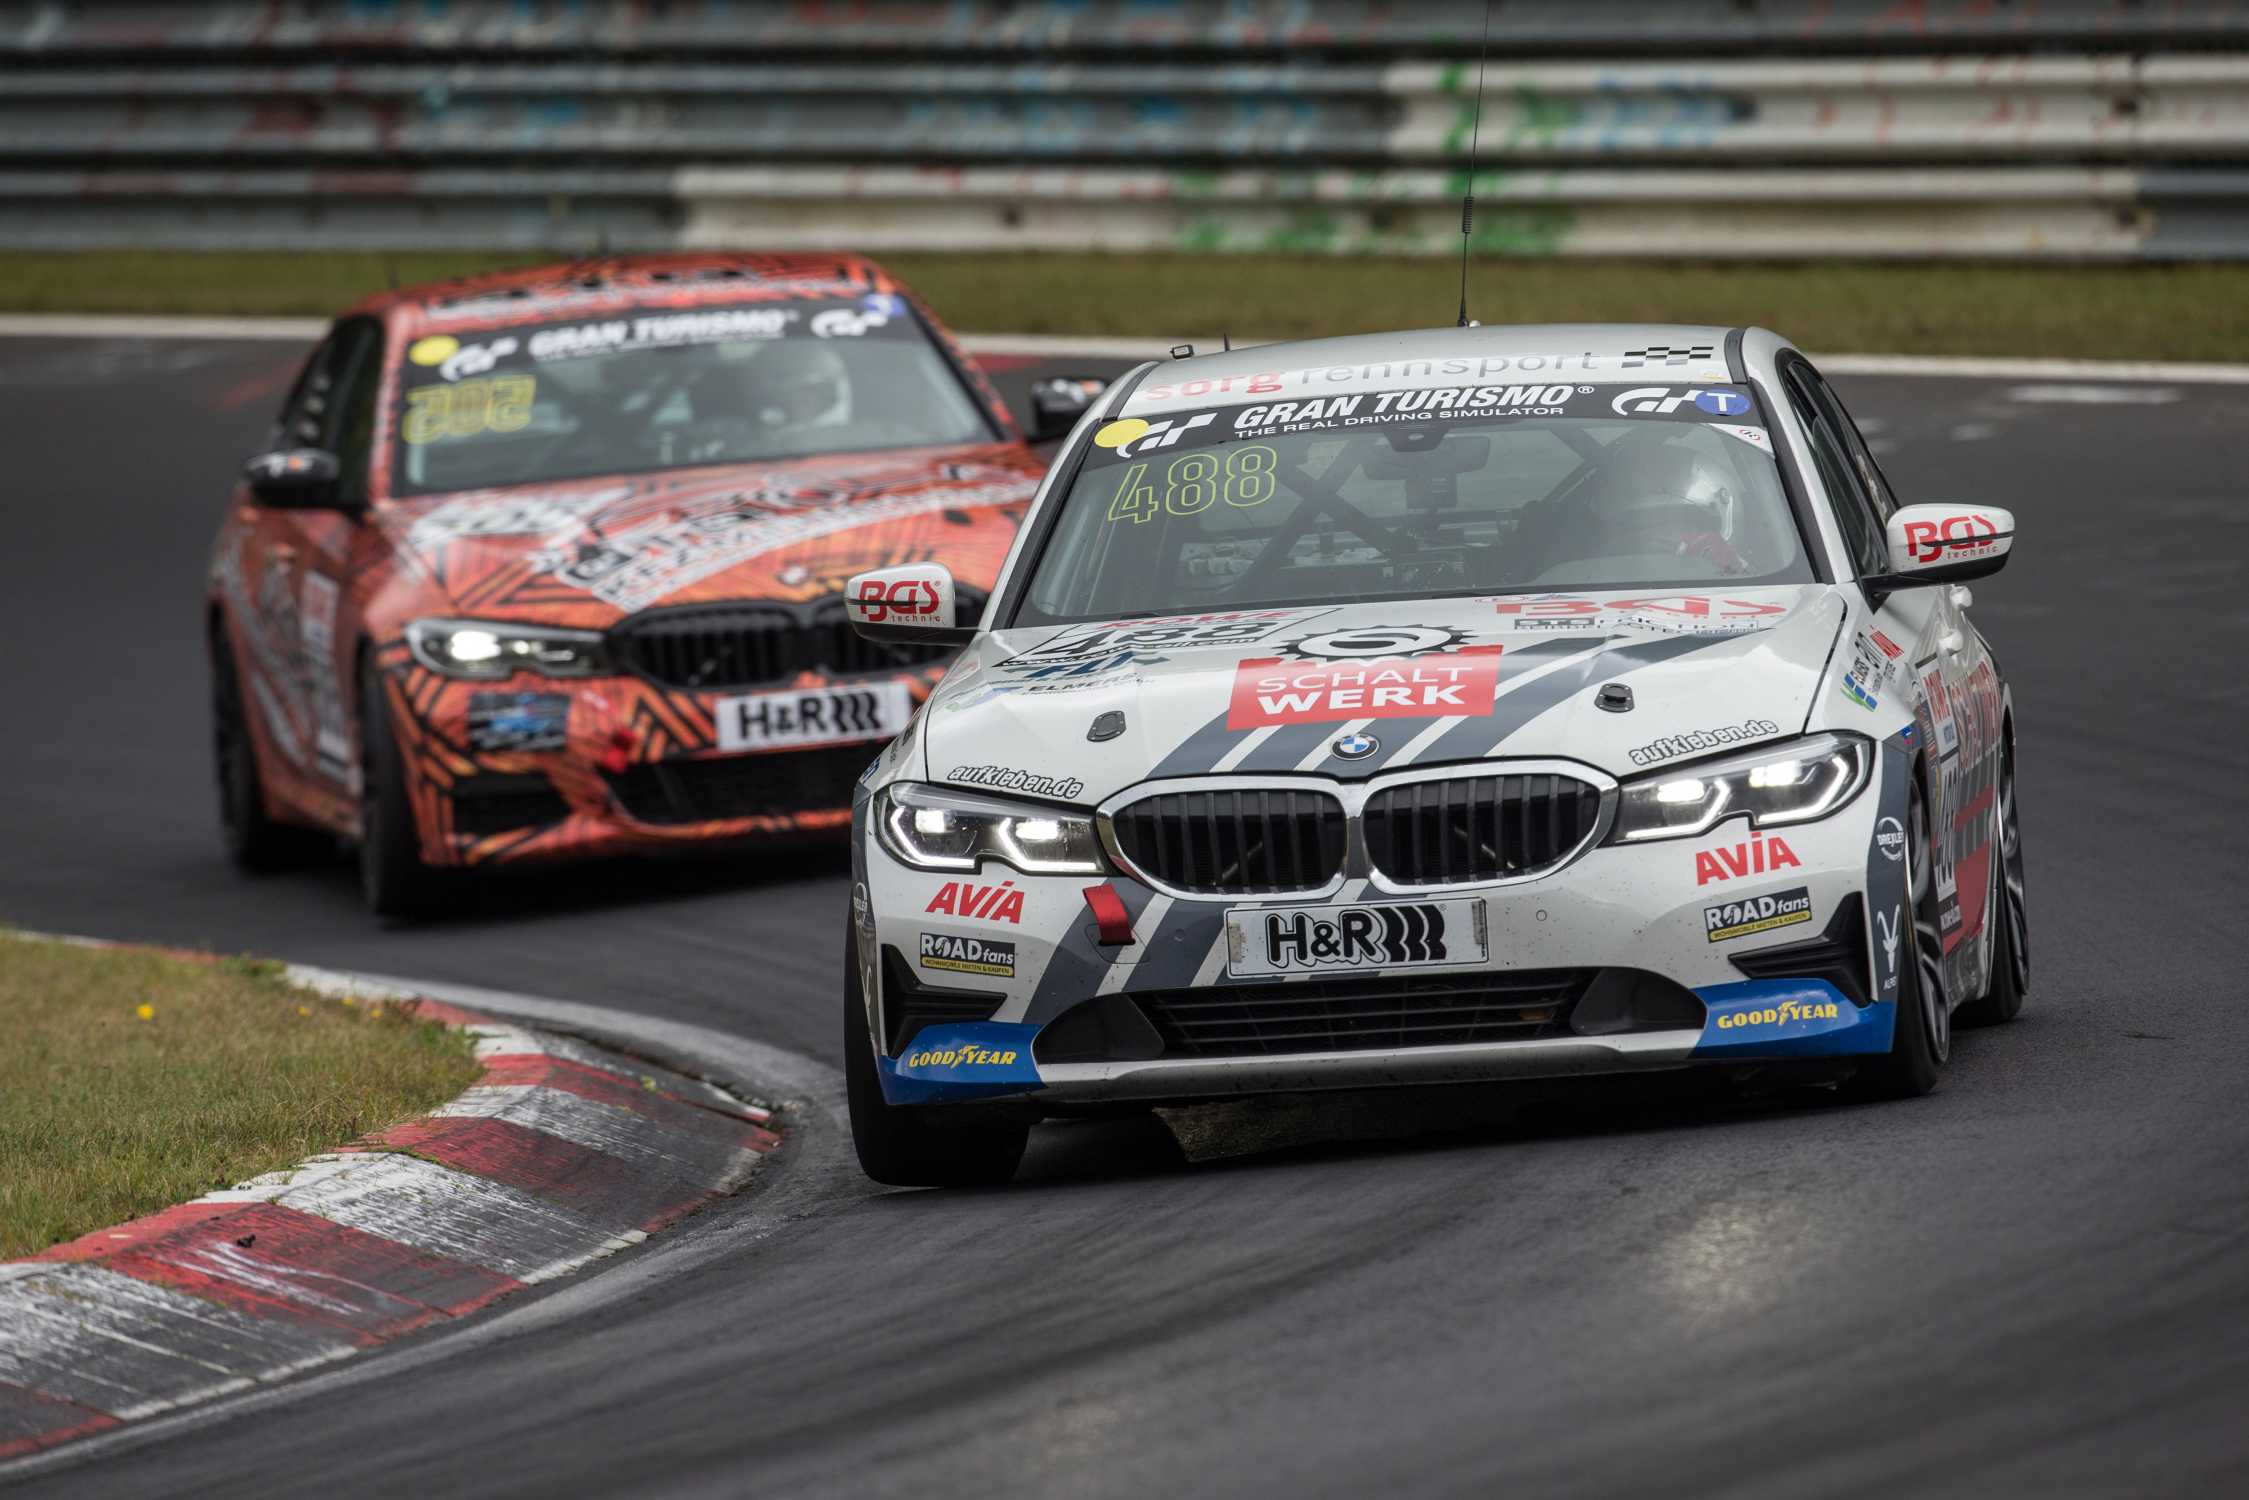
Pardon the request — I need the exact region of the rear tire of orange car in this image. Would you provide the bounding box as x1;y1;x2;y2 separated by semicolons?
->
211;630;330;872
357;660;449;919
844;924;1030;1188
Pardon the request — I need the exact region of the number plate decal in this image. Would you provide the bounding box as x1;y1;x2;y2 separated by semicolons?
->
714;681;912;753
1224;898;1488;977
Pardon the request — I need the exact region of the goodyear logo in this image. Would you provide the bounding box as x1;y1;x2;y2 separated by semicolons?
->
1713;998;1841;1031
902;1043;1020;1069
1704;887;1814;944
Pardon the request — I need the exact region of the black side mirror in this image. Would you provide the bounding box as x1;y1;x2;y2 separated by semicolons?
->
1028;376;1109;442
243;448;345;510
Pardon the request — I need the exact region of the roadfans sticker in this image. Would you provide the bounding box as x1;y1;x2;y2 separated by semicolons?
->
918;933;1017;979
1704;887;1814;943
1228;646;1503;728
924;880;1025;924
1226;897;1487;977
1628;718;1782;768
947;765;1085;800
1694;830;1801;886
467;691;570;753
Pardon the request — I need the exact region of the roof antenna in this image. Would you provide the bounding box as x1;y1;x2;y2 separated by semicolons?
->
1222;332;1232;351
1456;0;1496;328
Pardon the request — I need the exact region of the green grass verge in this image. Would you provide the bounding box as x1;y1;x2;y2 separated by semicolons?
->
2;251;2240;361
0;932;480;1258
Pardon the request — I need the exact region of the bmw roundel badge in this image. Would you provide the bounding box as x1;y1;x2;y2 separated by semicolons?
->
1332;732;1379;760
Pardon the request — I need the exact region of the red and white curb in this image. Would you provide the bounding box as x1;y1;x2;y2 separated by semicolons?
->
0;963;779;1460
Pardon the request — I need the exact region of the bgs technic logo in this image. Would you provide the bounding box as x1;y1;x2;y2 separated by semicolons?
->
1703;887;1814;943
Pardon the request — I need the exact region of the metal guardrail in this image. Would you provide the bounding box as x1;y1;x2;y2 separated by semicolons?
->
1;1;2246;259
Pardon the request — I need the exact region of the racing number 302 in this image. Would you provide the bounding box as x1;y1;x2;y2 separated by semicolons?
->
402;376;537;445
1106;445;1278;524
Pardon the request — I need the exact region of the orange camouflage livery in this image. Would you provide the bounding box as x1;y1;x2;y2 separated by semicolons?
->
205;253;1056;914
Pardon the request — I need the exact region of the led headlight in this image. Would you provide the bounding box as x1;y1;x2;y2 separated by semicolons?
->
874;782;1104;875
404;618;611;680
1610;731;1872;843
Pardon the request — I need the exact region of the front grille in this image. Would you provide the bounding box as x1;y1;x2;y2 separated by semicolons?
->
1108;788;1347;895
449;772;569;838
606;744;872;825
1132;968;1595;1057
611;598;964;691
1363;773;1604;885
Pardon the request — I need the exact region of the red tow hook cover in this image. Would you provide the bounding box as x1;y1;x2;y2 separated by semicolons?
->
1082;883;1135;946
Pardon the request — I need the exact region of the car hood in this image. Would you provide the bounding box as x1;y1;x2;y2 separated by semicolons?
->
922;588;1846;801
374;443;1044;626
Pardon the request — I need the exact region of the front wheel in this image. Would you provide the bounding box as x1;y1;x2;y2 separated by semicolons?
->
357;660;448;918
1854;776;1950;1098
212;630;329;872
844;926;1029;1187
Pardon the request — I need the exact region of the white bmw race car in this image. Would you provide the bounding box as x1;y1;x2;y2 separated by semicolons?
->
839;324;2027;1186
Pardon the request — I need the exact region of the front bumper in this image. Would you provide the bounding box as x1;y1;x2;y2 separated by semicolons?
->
385;660;940;866
859;748;1913;1108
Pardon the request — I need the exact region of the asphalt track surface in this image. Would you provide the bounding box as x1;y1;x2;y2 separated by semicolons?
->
3;334;2247;1498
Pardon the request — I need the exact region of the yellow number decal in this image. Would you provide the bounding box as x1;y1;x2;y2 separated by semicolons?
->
1105;462;1158;524
487;375;535;433
1166;452;1220;516
1226;444;1277;507
401;376;538;444
402;386;449;445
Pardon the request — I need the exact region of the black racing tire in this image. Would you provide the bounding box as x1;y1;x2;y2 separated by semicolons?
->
356;659;449;919
1958;734;2029;1027
211;628;329;872
1854;776;1949;1099
844;925;1030;1188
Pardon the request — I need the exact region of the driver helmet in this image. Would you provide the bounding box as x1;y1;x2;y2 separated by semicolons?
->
1597;439;1739;546
733;342;851;431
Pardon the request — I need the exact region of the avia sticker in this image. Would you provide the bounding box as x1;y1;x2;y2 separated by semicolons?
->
1227;647;1503;728
1704;887;1814;943
924;880;1025;925
1629;718;1782;768
918;933;1017;978
1694;830;1802;886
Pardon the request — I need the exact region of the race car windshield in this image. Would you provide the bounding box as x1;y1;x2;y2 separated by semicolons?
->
388;295;994;496
1016;382;1813;624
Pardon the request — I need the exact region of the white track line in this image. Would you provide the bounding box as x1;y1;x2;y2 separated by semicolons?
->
2;313;2245;384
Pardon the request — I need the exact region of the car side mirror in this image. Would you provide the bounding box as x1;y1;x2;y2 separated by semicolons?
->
1864;503;2015;593
1027;376;1109;442
844;563;978;646
243;448;347;510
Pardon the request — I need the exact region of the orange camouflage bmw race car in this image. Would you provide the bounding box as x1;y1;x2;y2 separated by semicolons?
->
206;253;1099;915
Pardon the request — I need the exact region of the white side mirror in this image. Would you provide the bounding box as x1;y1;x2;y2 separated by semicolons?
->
1878;504;2016;586
843;563;974;644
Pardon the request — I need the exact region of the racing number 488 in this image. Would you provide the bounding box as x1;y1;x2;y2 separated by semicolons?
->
1107;444;1278;524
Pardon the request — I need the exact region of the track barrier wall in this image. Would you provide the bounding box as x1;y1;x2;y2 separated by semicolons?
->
3;1;2248;258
